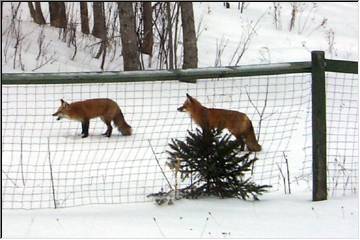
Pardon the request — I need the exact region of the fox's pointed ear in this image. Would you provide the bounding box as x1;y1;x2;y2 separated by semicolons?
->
187;94;194;102
186;93;193;101
60;99;69;107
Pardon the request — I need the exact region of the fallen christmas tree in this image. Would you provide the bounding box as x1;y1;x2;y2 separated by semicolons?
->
167;127;270;200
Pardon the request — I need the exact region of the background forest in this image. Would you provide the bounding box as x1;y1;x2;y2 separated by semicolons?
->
2;2;358;73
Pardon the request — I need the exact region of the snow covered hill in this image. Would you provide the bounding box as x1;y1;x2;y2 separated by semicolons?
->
2;2;358;73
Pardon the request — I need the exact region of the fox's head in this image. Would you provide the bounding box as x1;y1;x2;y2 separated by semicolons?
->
52;99;70;120
177;94;201;113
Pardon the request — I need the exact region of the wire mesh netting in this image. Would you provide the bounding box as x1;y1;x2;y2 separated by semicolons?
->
303;72;358;196
2;71;357;209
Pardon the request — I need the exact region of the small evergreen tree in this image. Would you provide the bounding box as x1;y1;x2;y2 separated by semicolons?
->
167;128;270;200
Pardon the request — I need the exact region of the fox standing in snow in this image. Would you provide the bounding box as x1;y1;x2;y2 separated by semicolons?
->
52;98;132;138
177;94;262;152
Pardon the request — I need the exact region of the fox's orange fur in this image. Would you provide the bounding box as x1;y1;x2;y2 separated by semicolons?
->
178;94;261;152
53;98;132;138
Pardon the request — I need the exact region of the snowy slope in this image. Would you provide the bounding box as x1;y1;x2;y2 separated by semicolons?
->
2;2;358;73
195;2;358;65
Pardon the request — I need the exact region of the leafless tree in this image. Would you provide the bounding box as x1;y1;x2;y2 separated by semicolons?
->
229;11;266;66
36;26;45;61
80;2;90;34
152;3;167;69
13;14;25;70
118;2;140;71
3;3;21;63
28;3;36;20
151;2;180;69
28;2;46;25
172;4;181;69
33;26;56;71
238;2;249;13
214;37;228;67
273;2;282;30
141;2;153;56
4;3;25;69
180;2;197;69
107;4;120;63
48;2;67;28
166;2;174;70
90;2;108;70
92;2;106;39
67;3;77;60
326;28;335;57
289;3;298;32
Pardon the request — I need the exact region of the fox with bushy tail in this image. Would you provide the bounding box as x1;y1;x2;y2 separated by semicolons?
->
177;94;261;152
52;98;132;138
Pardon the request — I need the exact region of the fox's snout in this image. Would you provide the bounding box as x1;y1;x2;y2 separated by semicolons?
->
52;112;62;120
177;106;185;112
53;99;70;121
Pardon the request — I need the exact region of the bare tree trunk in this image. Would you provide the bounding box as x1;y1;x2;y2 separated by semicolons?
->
275;3;283;30
173;3;180;69
289;3;297;32
141;2;153;56
28;2;36;20
48;2;66;28
80;2;90;34
180;2;198;69
28;2;46;24
118;2;140;71
240;2;245;13
166;2;174;70
35;2;46;24
92;3;112;70
92;2;106;39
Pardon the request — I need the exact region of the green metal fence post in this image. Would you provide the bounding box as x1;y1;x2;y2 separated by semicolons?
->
311;51;327;201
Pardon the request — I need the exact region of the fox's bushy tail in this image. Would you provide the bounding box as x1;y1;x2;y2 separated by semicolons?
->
245;122;262;152
114;109;132;136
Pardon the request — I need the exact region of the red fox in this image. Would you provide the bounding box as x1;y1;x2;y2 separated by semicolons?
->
177;94;261;152
52;98;132;138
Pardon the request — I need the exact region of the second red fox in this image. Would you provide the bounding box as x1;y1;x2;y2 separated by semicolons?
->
52;98;132;138
177;94;262;152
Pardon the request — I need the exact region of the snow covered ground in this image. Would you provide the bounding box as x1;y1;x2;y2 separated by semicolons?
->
3;192;358;238
2;2;358;238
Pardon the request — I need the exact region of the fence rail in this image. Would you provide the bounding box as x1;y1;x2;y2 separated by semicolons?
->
2;62;312;84
325;59;358;74
2;60;357;85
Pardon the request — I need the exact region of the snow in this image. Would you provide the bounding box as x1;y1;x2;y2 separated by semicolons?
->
1;2;358;238
3;192;358;238
195;2;358;65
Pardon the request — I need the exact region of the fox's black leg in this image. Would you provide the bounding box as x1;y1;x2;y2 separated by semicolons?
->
239;138;245;151
102;120;112;137
81;122;85;134
81;120;89;138
235;135;245;151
